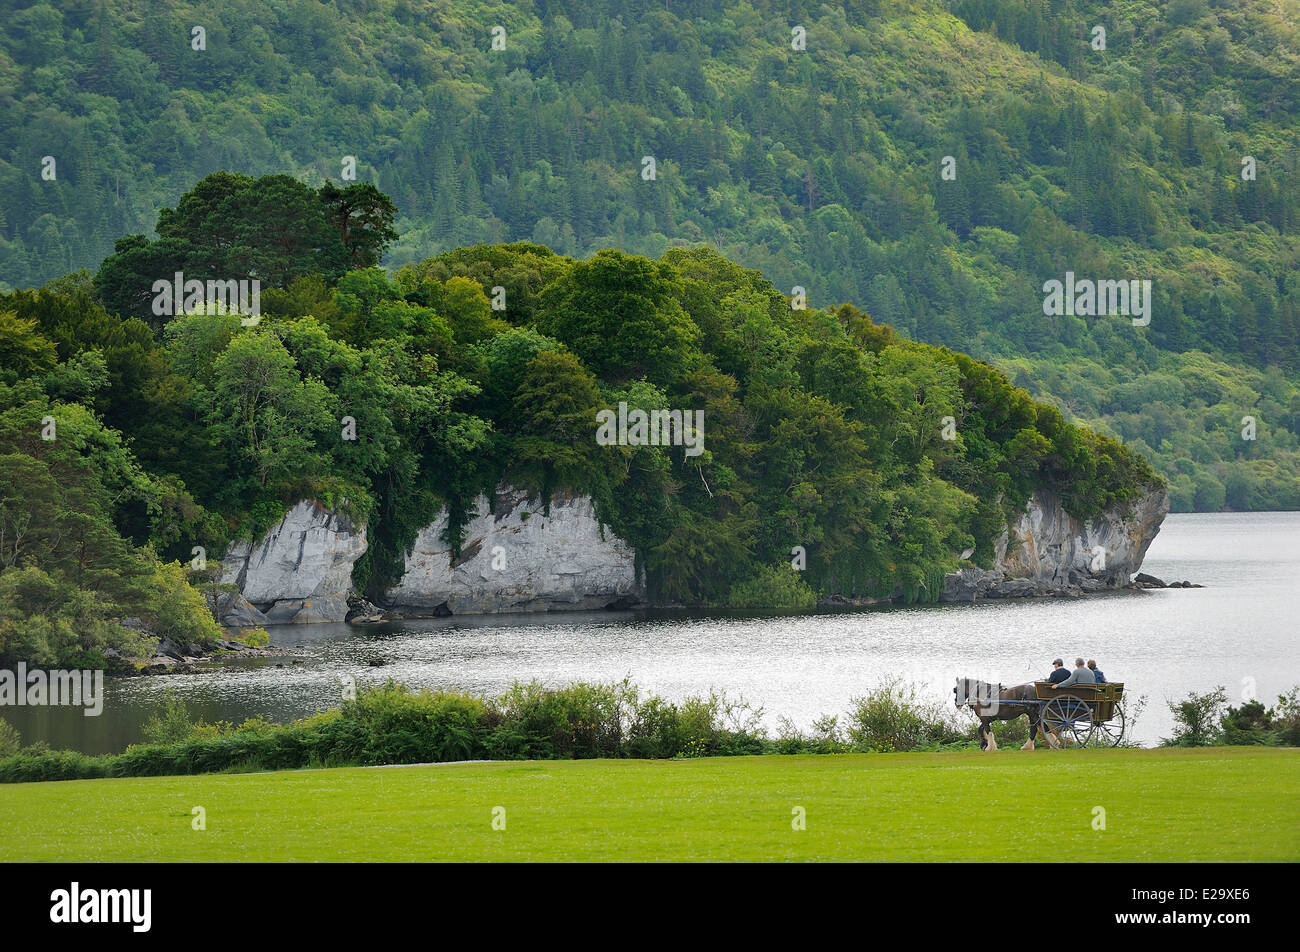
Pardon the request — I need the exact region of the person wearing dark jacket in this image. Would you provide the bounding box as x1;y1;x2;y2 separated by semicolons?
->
1088;659;1106;683
1047;659;1070;684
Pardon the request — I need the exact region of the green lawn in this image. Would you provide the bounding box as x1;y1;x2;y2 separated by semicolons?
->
2;747;1295;862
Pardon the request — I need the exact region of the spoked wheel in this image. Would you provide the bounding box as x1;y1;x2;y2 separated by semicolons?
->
1092;704;1126;747
1042;696;1095;747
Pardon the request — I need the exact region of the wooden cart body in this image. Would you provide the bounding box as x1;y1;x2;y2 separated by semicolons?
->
1034;681;1124;722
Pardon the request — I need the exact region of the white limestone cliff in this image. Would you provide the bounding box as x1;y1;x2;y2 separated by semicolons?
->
217;482;1168;623
938;484;1169;601
383;487;639;614
219;500;367;624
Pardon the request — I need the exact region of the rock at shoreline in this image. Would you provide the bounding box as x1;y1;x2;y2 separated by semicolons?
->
935;485;1170;604
156;636;185;661
345;596;386;624
219;500;366;624
212;591;270;628
1133;573;1203;589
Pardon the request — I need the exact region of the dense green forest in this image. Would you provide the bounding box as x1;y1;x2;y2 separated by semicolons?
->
0;171;1160;666
1;0;1298;509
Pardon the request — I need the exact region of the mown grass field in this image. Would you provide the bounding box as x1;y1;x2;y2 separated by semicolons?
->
2;747;1295;862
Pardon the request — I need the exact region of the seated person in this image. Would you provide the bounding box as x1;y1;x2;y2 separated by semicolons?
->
1053;657;1097;689
1087;659;1106;683
1047;658;1070;684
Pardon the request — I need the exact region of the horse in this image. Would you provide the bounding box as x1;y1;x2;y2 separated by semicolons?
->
953;677;1059;751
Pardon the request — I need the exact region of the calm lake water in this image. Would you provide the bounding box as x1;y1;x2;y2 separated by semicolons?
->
7;511;1299;754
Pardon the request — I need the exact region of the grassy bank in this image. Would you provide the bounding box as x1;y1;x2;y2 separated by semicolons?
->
2;747;1294;862
0;679;980;782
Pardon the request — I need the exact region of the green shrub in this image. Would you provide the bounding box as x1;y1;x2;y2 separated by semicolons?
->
626;695;685;759
140;688;199;745
1220;688;1300;747
848;679;967;752
1161;686;1228;747
1272;688;1300;747
0;749;113;783
17;676;1246;784
228;627;270;648
727;566;818;611
1221;700;1273;745
493;680;629;759
340;680;489;764
0;718;20;757
675;690;768;756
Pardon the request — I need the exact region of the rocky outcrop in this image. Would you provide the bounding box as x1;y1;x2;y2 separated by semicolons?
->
205;590;270;628
938;484;1169;602
383;486;640;614
217;482;1164;621
220;500;367;623
1135;572;1203;589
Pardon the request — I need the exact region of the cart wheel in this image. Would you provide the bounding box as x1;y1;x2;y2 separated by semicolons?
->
1042;696;1095;747
1092;704;1126;747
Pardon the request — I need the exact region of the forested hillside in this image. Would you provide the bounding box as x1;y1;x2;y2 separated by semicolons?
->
1;0;1298;509
0;172;1161;665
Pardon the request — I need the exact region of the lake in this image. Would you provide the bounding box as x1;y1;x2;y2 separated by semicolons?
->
6;511;1298;754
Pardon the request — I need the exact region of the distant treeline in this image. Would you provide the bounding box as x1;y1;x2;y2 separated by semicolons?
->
1;1;1298;511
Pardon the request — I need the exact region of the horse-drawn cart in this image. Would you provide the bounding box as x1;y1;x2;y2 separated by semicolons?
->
1034;681;1126;747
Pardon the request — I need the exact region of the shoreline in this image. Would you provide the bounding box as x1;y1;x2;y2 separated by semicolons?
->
117;573;1205;678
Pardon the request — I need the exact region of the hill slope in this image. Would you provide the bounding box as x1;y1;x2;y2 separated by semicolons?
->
1;0;1299;507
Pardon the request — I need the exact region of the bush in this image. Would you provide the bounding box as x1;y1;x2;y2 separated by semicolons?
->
1160;685;1300;747
228;627;270;648
727;565;818;611
1220;687;1300;747
626;694;685;759
1221;700;1272;745
677;690;768;756
1272;688;1300;746
492;680;629;759
847;679;967;752
0;749;113;783
140;688;199;745
340;680;489;764
1161;686;1227;747
0;718;19;757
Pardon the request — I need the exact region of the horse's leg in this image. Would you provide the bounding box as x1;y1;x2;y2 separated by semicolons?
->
1020;710;1036;751
1042;712;1061;749
982;718;998;751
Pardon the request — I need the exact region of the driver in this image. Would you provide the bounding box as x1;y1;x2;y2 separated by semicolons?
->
1046;658;1070;684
